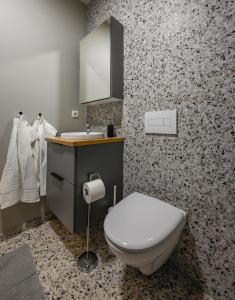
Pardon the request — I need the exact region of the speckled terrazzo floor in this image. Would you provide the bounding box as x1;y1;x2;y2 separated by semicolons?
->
0;219;215;300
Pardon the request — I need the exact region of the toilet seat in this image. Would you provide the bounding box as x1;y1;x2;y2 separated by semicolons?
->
105;219;184;255
104;192;186;252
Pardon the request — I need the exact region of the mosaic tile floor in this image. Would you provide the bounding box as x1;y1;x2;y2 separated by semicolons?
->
0;219;214;300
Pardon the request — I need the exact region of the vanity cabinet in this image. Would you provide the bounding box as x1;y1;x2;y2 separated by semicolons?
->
46;138;124;233
79;16;124;104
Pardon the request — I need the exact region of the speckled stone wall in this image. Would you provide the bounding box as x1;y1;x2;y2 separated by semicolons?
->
86;1;235;299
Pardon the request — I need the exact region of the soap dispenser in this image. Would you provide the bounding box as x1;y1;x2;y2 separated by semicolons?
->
107;121;114;137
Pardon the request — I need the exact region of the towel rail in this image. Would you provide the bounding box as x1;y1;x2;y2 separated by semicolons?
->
17;112;43;118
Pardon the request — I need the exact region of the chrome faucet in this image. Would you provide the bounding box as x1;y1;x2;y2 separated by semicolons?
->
85;123;91;134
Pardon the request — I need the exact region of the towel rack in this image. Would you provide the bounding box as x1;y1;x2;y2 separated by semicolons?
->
17;112;43;119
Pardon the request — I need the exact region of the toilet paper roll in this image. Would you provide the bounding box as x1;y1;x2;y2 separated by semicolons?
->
83;179;106;204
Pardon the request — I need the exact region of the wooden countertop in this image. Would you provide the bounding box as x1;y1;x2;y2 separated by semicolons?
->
46;136;125;147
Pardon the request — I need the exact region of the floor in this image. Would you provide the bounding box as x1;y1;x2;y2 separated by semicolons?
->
0;219;215;300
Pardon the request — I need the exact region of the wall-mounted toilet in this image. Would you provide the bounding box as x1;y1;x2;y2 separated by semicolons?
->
104;192;187;275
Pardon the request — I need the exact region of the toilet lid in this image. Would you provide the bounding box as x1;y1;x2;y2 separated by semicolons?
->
104;192;186;251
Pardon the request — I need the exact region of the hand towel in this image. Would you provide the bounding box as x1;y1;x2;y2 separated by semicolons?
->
32;117;57;196
0;118;20;208
0;118;40;209
18;119;40;203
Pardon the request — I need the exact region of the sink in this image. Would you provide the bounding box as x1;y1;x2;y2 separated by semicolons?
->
61;132;104;140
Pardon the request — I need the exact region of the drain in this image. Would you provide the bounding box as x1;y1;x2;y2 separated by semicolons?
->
77;251;98;273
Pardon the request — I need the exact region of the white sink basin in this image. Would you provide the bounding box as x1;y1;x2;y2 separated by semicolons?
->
61;132;104;140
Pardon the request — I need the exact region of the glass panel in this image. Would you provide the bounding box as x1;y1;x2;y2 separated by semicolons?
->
80;19;111;103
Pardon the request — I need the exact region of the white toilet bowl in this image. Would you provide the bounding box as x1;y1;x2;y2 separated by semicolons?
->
104;192;187;275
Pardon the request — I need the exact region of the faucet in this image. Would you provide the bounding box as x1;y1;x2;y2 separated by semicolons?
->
85;123;91;134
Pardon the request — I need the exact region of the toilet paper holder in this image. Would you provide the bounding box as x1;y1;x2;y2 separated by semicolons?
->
78;172;102;273
82;173;105;203
82;173;102;198
89;173;101;181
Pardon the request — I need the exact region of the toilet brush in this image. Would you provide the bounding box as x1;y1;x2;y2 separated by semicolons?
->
108;185;117;212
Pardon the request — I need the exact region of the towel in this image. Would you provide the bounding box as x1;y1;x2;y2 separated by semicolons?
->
0;118;40;209
0;118;20;208
32;117;57;196
18;119;40;204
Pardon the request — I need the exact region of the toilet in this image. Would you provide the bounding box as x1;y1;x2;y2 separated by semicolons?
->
104;192;187;275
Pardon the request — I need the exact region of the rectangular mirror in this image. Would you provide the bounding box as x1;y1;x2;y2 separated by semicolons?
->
79;17;123;104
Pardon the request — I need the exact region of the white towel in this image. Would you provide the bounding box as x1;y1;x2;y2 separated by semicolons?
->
32;117;57;196
0;118;20;208
0;118;40;209
18;119;40;204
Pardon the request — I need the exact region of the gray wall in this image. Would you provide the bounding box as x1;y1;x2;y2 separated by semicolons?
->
86;0;234;299
0;0;87;233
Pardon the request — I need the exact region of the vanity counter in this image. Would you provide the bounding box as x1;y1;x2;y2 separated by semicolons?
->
46;136;125;147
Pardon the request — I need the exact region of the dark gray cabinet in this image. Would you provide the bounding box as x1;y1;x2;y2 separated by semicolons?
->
46;141;124;233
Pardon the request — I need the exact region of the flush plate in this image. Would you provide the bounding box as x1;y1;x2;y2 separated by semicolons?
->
144;110;177;134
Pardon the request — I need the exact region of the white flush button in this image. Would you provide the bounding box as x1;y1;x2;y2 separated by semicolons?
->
149;118;164;126
163;118;171;126
145;110;177;134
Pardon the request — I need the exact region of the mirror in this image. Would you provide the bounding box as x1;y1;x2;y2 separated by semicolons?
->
79;17;123;104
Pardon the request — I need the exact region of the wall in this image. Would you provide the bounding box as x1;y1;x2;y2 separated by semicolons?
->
87;0;234;299
0;0;87;233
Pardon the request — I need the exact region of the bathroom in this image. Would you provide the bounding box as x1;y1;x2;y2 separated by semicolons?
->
0;0;234;299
